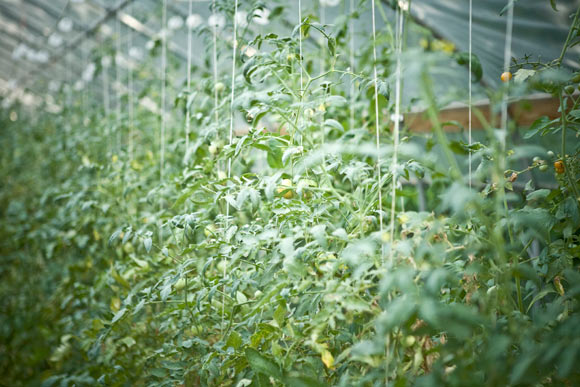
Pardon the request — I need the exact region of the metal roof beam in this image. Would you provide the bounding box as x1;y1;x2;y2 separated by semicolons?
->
20;0;137;88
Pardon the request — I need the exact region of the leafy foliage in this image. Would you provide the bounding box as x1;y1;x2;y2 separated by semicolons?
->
1;1;579;386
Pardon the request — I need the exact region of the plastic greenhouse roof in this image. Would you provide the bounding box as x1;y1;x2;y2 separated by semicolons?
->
0;0;578;108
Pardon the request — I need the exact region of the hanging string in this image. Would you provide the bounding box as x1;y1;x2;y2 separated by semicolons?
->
227;0;238;182
298;0;304;163
500;2;514;164
128;2;134;161
222;0;239;333
388;2;404;264
160;0;168;181
212;0;219;126
101;38;111;158
320;2;325;75
299;0;303;100
82;50;87;119
83;49;88;123
468;0;472;188
115;15;121;155
349;0;355;130
371;0;384;258
185;0;193;155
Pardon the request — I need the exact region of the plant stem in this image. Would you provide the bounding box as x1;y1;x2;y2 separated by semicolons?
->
559;91;580;201
557;6;580;66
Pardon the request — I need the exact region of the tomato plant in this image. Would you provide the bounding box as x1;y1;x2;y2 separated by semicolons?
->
1;1;579;386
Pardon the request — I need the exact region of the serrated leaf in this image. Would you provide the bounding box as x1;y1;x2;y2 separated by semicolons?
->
186;91;197;110
122;228;133;244
111;308;126;324
143;237;152;253
454;52;483;82
514;68;536;83
327;37;336;57
226;330;243;350
311;224;327;249
273;303;286;327
324;119;344;132
108;229;122;246
321;350;334;369
160;283;172;302
245;348;282;379
326;95;347;106
282;147;301;165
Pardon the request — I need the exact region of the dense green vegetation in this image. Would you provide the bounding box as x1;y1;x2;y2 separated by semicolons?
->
1;1;580;386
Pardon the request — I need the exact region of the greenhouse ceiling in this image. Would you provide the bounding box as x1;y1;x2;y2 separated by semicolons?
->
0;0;579;110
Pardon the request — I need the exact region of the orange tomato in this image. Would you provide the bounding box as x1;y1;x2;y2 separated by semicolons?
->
500;72;512;83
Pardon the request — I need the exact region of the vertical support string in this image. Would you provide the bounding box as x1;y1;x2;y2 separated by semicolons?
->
299;0;303;101
160;0;168;182
185;0;193;155
500;2;514;169
212;0;219;126
320;2;325;76
128;3;134;161
82;49;88;119
298;0;304;164
388;3;403;264
102;42;111;158
227;0;238;183
115;15;121;154
349;0;355;130
158;0;168;246
371;0;384;258
468;0;472;188
223;0;239;333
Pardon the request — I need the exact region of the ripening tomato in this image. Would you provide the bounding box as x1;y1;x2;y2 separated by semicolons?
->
277;178;293;199
500;71;512;83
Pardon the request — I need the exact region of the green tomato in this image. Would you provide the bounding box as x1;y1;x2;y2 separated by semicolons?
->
547;150;555;158
123;242;134;254
204;224;216;237
217;260;227;273
174;278;186;291
208;143;218;155
404;335;416;347
190;325;202;335
214;82;225;92
539;164;548;172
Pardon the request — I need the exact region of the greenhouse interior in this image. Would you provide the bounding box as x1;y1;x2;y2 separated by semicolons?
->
1;0;580;385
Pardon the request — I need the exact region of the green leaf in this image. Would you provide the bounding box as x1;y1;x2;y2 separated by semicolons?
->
324;119;344;132
186;91;197;110
273;303;286;327
226;331;243;350
111;308;127;324
310;224;327;249
242;57;257;84
143;237;152;253
454;52;483;82
245;348;283;379
108;229;122;246
514;68;536;83
327;36;336;57
499;0;518;16
526;288;557;313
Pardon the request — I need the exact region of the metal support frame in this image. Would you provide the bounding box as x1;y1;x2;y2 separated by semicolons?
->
20;0;137;88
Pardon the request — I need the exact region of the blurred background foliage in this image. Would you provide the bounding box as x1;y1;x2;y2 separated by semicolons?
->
1;0;580;386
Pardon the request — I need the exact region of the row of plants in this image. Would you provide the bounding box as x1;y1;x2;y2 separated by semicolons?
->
1;1;579;385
